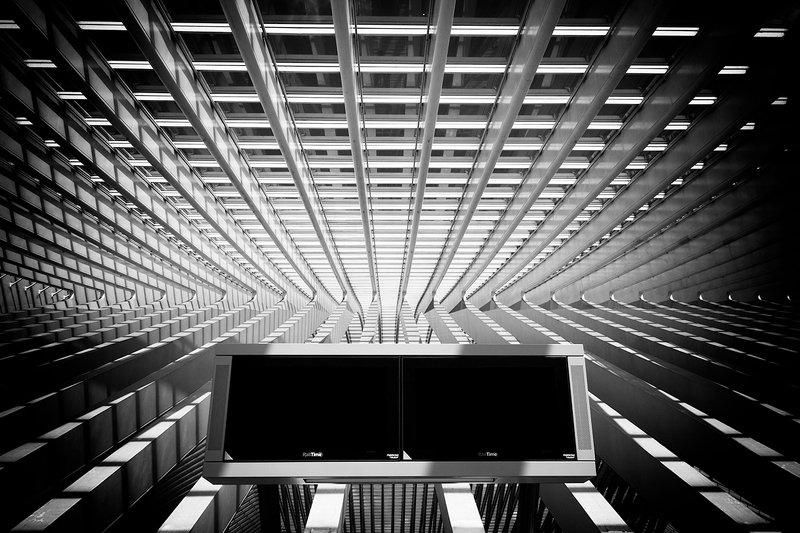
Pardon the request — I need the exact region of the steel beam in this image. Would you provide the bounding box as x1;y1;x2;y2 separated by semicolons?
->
441;0;664;312
219;0;360;315
395;0;456;316
414;0;566;318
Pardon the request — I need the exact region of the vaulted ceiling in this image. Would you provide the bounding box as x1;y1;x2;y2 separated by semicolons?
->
0;0;796;340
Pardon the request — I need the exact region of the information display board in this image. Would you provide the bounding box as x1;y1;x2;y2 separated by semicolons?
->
225;356;400;461
204;344;595;484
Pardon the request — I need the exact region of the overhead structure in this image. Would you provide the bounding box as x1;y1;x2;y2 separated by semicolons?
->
0;0;797;531
413;0;566;319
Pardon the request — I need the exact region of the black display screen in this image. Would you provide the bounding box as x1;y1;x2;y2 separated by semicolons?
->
224;356;401;461
402;356;577;461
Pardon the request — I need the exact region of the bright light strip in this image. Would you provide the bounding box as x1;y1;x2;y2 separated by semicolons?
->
606;96;644;105
537;64;589;74
263;23;336;35
171;22;238;33
772;96;788;105
154;118;192;128
130;91;172;101
552;25;610;36
523;95;572;104
84;118;112;126
587;120;624;130
643;142;668;151
165;139;612;152
107;60;153;70
108;140;133;148
82;114;690;141
278;61;341;73
76;21;125;30
56;91;86;100
355;23;428;35
174;158;601;170
573;142;606;150
444;63;508;73
653;26;699;37
719;65;749;75
287;93;346;103
79;115;632;130
62;21;704;38
627;64;669;74
665;120;690;130
754;27;787;38
71;86;653;107
451;24;520;36
47;57;663;77
196;61;253;71
689;96;716;105
23;59;56;68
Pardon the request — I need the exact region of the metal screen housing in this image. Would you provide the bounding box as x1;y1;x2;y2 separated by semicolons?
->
203;344;595;484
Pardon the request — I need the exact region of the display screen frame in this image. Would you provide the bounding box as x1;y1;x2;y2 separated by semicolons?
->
223;354;401;462
204;344;595;484
401;355;578;462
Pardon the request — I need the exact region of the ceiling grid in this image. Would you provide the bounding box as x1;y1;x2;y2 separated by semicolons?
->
0;0;793;338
